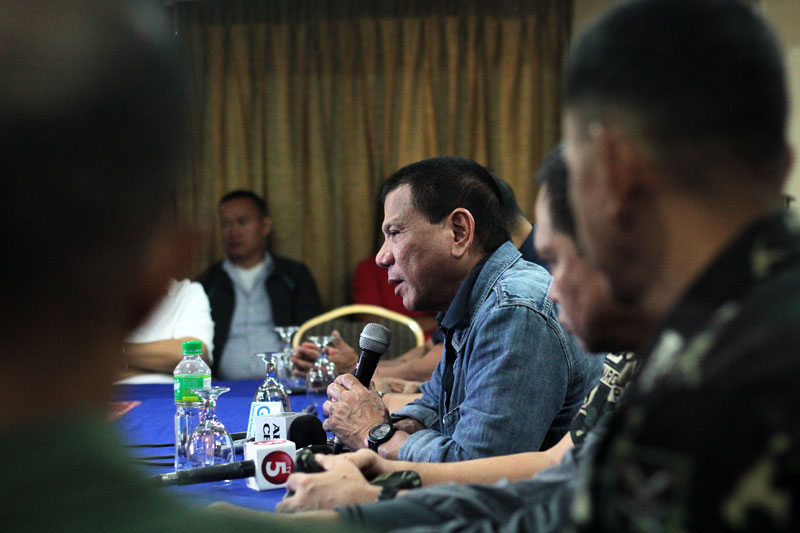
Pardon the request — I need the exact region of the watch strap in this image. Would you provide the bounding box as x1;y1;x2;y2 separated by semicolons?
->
370;470;422;491
377;486;399;501
367;422;397;452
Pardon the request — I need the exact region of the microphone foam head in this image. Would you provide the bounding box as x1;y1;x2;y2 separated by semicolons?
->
287;414;328;449
359;323;391;354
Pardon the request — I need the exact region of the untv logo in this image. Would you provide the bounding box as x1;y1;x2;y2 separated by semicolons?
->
262;451;294;484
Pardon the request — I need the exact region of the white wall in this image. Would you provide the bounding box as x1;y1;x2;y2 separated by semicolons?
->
573;0;619;38
572;0;800;201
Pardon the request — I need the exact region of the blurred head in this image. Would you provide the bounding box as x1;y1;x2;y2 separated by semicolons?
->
496;175;533;246
563;0;790;301
219;190;272;268
535;146;652;353
1;0;189;348
376;157;509;312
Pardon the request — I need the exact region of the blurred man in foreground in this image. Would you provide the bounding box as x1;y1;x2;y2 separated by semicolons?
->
0;2;334;531
563;0;800;528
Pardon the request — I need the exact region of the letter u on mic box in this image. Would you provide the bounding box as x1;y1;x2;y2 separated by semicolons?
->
244;440;296;490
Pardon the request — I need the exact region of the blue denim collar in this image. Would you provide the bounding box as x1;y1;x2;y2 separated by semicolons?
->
437;255;488;332
438;241;520;333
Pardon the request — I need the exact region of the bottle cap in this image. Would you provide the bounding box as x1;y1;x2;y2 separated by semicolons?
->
182;340;203;355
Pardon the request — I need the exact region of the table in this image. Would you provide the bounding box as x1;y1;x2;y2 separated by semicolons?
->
113;380;328;511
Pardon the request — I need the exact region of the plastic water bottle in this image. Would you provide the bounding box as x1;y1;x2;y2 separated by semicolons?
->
173;340;211;471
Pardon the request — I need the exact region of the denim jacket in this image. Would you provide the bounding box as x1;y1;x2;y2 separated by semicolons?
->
393;242;602;462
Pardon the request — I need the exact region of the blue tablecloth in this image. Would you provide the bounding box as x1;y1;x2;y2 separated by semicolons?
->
112;380;328;511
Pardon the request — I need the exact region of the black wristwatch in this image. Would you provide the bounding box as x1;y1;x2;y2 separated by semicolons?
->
367;422;397;452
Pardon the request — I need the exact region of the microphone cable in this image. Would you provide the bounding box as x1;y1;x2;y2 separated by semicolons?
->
124;431;248;449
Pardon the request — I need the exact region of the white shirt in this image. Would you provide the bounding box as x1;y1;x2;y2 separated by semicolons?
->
118;279;215;384
219;253;282;379
234;260;266;293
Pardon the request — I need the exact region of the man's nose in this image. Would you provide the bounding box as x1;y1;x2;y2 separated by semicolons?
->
222;226;239;241
375;242;393;268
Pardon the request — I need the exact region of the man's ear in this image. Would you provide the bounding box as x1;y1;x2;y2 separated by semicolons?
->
124;224;195;331
592;124;647;224
449;208;476;258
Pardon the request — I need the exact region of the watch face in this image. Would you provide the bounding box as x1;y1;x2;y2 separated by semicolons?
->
370;423;392;440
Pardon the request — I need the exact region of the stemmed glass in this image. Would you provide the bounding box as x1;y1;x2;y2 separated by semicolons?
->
253;352;292;412
306;335;337;394
186;387;234;472
274;325;303;390
274;325;300;352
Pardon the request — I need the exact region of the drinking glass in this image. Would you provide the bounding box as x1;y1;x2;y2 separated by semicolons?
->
274;325;300;352
253;352;291;412
186;387;234;471
274;325;306;391
306;335;337;394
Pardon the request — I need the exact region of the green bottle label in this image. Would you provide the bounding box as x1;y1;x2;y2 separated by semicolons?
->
174;375;211;402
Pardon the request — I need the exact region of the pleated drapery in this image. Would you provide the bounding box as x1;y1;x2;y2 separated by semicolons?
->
172;0;571;309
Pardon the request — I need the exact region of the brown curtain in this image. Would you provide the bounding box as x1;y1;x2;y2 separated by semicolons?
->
172;0;571;310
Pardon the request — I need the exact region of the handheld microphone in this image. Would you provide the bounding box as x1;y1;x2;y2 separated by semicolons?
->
257;413;327;448
154;439;298;490
332;323;391;454
152;416;327;488
154;460;255;487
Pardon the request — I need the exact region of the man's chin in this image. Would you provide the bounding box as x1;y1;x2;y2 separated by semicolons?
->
226;250;254;263
577;331;606;354
581;334;628;355
399;289;439;313
402;296;426;313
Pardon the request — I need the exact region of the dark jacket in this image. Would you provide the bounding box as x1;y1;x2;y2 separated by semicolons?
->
196;255;323;374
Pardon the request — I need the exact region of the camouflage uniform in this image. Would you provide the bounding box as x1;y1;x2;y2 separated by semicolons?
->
570;351;638;446
575;210;800;531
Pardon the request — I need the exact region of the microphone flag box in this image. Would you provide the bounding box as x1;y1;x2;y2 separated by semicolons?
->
245;401;285;439
254;411;304;441
244;440;296;490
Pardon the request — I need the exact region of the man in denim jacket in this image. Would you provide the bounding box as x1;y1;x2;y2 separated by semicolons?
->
323;156;601;462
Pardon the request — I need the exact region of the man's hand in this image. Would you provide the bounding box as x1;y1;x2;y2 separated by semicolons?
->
323;374;390;450
326;330;358;374
276;453;381;513
290;342;319;377
346;448;397;479
210;501;340;525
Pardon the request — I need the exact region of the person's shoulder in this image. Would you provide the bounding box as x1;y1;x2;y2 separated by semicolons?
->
194;262;233;297
493;257;553;311
195;261;224;281
173;278;210;301
685;262;800;382
271;253;314;275
173;277;199;291
747;260;800;319
269;255;322;296
271;252;306;268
